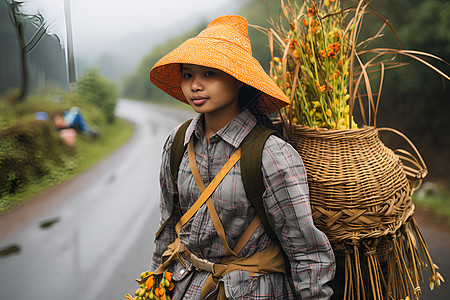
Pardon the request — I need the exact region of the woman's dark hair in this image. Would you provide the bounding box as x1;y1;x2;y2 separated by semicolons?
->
239;84;275;129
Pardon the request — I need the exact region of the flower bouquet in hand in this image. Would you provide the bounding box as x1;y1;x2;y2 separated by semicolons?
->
126;270;174;300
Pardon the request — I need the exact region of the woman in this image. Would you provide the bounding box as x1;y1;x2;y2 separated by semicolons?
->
149;15;335;299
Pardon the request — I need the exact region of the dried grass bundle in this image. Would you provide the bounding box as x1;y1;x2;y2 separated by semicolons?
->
252;0;449;130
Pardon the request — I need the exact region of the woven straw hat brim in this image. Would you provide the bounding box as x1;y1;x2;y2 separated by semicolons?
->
150;32;290;115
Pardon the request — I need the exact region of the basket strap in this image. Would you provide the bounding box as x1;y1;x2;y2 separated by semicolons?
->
377;127;428;181
155;119;192;240
176;144;241;235
188;139;261;257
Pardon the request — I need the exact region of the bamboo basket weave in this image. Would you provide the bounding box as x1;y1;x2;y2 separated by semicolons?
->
285;123;439;300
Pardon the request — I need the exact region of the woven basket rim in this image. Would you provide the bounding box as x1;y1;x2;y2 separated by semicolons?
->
287;123;377;139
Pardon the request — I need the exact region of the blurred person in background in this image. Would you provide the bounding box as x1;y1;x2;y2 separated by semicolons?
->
53;106;98;146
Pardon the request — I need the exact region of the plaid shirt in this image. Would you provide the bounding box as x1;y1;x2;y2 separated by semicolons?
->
151;109;335;299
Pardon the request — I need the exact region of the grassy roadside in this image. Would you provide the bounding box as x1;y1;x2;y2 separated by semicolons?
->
0;117;134;214
413;184;450;228
74;117;134;172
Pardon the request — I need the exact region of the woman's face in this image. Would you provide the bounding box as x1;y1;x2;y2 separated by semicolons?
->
181;64;242;119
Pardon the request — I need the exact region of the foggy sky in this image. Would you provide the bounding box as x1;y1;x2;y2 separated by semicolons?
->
25;0;240;54
22;0;241;80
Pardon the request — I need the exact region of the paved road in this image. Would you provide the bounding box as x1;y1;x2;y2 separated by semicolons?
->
0;99;448;299
0;99;195;300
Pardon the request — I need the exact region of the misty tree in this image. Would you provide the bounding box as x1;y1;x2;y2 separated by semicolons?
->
6;0;49;102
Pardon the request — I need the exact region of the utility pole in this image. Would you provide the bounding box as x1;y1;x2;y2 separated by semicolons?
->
64;0;76;89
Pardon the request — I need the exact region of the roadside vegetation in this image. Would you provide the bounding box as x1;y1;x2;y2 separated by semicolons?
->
0;70;133;214
413;184;450;227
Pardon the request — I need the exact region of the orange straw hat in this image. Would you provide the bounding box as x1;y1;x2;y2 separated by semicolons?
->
150;15;290;115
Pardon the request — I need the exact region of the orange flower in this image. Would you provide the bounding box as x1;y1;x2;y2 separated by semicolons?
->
335;43;341;53
289;23;295;31
289;41;295;52
308;4;316;17
145;276;154;289
319;50;327;59
312;24;319;35
293;49;300;59
316;82;327;93
302;19;309;27
155;287;160;297
330;70;340;81
168;281;175;291
338;60;343;67
328;42;341;54
328;50;337;59
165;272;173;281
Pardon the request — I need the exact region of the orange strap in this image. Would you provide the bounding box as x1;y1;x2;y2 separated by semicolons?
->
186;140;286;299
188;139;238;256
154;138;269;284
188;140;206;193
175;141;241;235
201;242;287;298
187;139;262;257
233;215;261;255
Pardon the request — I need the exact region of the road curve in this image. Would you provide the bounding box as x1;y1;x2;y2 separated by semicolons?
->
0;99;195;300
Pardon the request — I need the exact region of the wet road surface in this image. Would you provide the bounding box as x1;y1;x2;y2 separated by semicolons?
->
0;99;448;299
0;99;195;300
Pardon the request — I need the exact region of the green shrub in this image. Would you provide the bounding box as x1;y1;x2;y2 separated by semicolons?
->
76;69;118;123
0;119;75;196
413;183;450;226
0;89;133;213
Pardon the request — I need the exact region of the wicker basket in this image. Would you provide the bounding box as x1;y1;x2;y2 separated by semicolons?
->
290;125;417;243
283;122;438;300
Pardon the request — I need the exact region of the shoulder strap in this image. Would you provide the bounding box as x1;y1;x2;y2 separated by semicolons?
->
241;124;282;247
155;119;192;239
170;119;192;184
162;120;282;248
